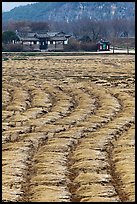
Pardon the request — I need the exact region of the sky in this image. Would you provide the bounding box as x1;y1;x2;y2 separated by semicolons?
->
2;2;37;12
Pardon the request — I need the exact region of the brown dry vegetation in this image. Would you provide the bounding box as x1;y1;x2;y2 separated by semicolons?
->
2;53;135;202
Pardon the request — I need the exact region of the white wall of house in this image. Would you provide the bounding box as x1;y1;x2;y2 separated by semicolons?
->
22;41;30;45
64;39;68;44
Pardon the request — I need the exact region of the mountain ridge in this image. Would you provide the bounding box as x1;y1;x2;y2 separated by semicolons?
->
2;2;135;22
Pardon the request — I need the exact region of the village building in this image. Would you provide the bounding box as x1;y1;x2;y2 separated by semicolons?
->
15;31;71;51
96;39;110;51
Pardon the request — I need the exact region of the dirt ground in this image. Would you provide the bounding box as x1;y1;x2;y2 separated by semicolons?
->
2;53;135;202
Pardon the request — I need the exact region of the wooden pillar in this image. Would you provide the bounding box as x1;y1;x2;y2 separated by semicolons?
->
127;46;129;54
113;46;114;54
55;41;56;49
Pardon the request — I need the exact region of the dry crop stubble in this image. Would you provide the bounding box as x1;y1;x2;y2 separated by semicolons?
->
2;53;135;202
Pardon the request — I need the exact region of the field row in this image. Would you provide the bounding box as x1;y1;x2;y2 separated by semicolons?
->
2;55;135;202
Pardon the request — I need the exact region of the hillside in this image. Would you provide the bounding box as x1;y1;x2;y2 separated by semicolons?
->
2;2;135;22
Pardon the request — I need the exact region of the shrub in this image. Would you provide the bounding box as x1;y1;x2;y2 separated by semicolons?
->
64;38;97;52
2;43;23;52
80;42;97;51
64;38;80;51
2;31;19;44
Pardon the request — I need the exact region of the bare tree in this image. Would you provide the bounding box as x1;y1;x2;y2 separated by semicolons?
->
4;20;31;32
29;21;49;32
2;20;50;33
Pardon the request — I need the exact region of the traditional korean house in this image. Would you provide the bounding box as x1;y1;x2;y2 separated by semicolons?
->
16;31;71;51
96;39;110;51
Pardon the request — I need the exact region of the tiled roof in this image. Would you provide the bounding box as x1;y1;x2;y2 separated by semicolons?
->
17;32;36;38
47;32;59;37
65;34;71;38
50;36;67;41
19;37;38;41
27;32;37;37
35;33;49;38
17;31;70;41
97;39;110;44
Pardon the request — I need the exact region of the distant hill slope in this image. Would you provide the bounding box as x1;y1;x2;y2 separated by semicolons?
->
2;2;135;22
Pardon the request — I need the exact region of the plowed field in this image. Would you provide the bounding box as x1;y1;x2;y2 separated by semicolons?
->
2;54;135;202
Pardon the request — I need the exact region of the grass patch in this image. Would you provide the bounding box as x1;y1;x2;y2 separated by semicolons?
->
13;58;28;60
2;57;9;61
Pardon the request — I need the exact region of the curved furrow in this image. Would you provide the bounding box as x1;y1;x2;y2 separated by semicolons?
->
21;90;95;201
3;83;74;201
10;88;53;126
20;82;97;201
2;85;54;144
110;123;135;202
2;110;14;123
2;86;52;126
54;84;96;126
2;81;28;116
28;140;73;202
2;81;89;198
1;81;95;199
2;89;11;110
2;82;129;202
2;84;75;144
27;129;87;202
34;83;96;133
2;86;31;143
5;87;30;112
2;81;97;144
23;84;76;129
69;90;134;202
2;81;98;201
2;141;35;202
26;82;122;202
76;82;121;130
2;132;49;202
2;81;20;110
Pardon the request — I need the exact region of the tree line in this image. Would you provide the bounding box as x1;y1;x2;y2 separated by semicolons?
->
2;17;135;51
